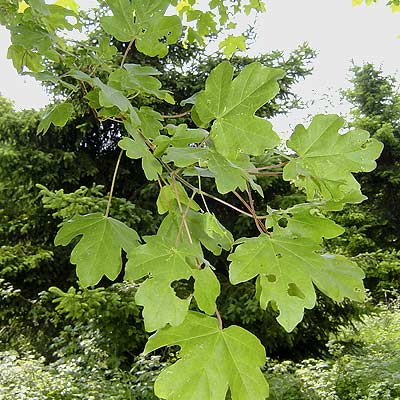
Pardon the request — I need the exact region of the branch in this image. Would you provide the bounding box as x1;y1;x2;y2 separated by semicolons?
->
246;183;268;234
105;150;123;218
121;39;134;67
160;110;191;119
171;176;193;245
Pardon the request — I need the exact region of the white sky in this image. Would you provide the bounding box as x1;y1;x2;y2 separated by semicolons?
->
0;0;399;134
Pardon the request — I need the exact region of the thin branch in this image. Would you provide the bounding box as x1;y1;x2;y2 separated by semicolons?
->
178;175;254;218
248;162;287;172
198;176;210;213
215;308;223;330
176;190;196;246
160;110;191;119
105;150;124;218
121;39;134;67
248;171;283;177
160;162;254;218
246;183;268;234
171;176;193;245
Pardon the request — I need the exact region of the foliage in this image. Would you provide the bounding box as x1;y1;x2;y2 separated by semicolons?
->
0;349;163;400
0;1;384;399
265;305;400;400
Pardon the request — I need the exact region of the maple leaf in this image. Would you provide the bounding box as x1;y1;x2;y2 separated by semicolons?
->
192;61;283;158
218;34;246;58
100;0;182;57
283;114;383;208
266;203;345;243
163;145;258;194
119;137;162;181
229;226;364;332
108;65;175;104
54;213;139;287
145;312;268;400
37;102;74;134
125;232;220;331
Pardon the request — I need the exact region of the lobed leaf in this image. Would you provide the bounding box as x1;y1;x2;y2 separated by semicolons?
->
54;213;139;287
229;207;365;332
193;61;283;158
145;312;268;400
283;114;383;208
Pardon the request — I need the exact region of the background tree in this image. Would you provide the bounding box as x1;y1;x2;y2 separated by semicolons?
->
331;63;400;300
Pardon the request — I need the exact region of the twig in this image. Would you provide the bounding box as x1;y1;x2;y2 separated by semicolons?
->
105;150;123;218
248;162;287;172
171;176;193;245
215;308;223;330
121;39;134;67
246;183;268;234
248;171;283;177
160;162;254;218
160;110;191;119
176;190;196;246
198;176;210;213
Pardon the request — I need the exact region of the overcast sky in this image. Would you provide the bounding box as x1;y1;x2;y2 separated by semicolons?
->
0;0;399;134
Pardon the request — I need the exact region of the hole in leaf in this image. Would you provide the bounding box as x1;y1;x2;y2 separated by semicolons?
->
287;283;305;299
278;217;288;228
266;274;276;283
171;277;194;299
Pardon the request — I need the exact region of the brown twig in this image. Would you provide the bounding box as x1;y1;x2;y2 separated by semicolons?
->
160;110;191;119
248;162;287;172
160;162;254;218
246;183;268;234
171;176;193;245
248;171;283;177
120;39;134;67
198;176;210;213
105;150;123;218
176;190;196;246
215;308;223;330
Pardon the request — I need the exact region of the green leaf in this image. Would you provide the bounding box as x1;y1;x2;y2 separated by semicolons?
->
156;182;200;214
96;37;117;60
70;71;132;112
54;213;140;287
133;0;182;57
145;312;268;400
37;102;74;134
218;34;246;58
192;267;220;314
283;114;384;206
229;231;365;332
186;211;234;255
136;107;163;139
125;234;207;331
100;0;137;42
101;0;182;57
163;145;255;194
167;124;208;147
109;65;175;103
119;137;162;181
266;203;345;243
193;61;283;157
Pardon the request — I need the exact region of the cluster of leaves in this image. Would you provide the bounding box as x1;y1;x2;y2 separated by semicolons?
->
0;1;385;399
